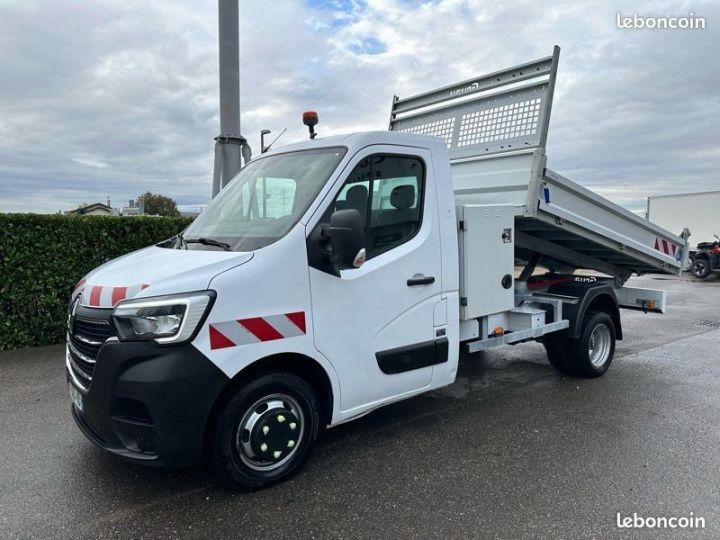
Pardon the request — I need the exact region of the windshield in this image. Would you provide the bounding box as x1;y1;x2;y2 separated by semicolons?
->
182;147;346;251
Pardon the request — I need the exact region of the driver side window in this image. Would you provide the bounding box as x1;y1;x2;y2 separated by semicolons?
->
333;154;424;259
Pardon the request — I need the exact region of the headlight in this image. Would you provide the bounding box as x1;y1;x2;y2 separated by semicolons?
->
112;291;215;344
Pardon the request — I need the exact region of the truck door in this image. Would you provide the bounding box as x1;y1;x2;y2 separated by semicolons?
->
307;147;445;414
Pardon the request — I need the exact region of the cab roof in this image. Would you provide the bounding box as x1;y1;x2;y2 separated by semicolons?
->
262;130;447;157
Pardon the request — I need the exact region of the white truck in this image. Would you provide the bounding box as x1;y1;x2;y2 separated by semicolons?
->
67;47;689;487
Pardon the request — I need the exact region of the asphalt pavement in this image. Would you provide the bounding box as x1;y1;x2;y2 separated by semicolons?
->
1;274;719;539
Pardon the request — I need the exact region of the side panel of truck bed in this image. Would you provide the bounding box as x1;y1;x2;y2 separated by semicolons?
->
449;151;686;278
526;168;687;277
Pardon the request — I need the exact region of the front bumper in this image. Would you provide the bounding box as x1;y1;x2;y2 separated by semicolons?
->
68;339;229;467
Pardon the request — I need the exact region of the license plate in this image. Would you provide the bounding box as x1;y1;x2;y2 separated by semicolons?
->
69;383;84;413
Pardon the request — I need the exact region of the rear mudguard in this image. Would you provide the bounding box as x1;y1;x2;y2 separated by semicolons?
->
545;281;623;340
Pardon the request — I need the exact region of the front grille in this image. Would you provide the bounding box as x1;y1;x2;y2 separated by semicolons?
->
73;317;113;341
67;314;113;389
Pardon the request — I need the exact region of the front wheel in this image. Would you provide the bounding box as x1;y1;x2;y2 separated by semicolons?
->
691;258;712;279
543;311;616;378
211;372;321;488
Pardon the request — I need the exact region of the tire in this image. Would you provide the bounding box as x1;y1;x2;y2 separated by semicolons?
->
543;311;616;378
691;258;712;279
211;372;321;489
542;333;574;375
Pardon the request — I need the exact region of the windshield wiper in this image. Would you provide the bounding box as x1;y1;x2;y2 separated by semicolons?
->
183;236;232;251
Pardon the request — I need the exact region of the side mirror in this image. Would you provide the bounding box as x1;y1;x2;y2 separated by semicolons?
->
322;209;366;270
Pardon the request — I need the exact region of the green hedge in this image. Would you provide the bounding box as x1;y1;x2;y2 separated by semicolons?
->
0;214;193;350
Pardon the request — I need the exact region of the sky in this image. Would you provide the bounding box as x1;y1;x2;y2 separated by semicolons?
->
0;0;717;213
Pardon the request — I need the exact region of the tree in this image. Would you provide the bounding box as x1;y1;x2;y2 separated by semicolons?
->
137;192;180;217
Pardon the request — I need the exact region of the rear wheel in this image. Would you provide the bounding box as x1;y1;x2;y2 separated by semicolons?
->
542;333;573;375
691;258;712;279
543;311;616;378
211;372;321;488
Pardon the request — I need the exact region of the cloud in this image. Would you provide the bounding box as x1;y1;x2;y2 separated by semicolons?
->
0;0;718;213
72;157;110;169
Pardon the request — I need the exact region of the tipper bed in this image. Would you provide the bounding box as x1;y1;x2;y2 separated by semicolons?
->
389;46;689;283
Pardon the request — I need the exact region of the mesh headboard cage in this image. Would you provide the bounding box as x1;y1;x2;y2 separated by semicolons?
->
389;46;560;160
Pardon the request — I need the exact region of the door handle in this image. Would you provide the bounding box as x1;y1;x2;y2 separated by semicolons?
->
407;274;435;286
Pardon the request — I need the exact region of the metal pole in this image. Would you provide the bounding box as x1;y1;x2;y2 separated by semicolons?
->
219;0;240;137
212;0;249;198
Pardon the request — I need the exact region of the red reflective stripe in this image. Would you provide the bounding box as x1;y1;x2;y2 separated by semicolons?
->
111;287;127;306
88;286;103;306
654;238;660;251
285;311;306;333
209;325;235;350
239;317;284;341
141;283;149;290
662;239;670;254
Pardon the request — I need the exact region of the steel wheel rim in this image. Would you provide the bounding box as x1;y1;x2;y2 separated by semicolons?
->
588;324;612;367
235;393;305;472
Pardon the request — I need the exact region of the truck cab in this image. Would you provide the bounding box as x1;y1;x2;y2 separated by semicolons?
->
194;131;461;421
67;48;688;488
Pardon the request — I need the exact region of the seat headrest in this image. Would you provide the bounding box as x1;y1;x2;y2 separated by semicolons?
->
346;184;368;205
390;185;416;210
